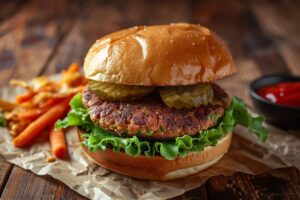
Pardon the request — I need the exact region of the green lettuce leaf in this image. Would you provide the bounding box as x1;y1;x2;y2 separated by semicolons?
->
55;94;268;160
0;113;6;127
55;93;93;131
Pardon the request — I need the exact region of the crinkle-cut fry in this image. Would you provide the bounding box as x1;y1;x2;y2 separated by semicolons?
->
15;92;36;103
12;97;71;147
0;98;17;111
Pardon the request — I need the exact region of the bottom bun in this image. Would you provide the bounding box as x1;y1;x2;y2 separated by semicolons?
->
78;128;232;181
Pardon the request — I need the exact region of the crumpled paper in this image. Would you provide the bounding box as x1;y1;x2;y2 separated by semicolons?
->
0;85;299;200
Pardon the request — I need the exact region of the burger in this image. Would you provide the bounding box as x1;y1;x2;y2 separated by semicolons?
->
56;23;268;180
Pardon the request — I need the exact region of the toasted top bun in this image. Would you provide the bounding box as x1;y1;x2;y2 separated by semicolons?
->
84;23;237;86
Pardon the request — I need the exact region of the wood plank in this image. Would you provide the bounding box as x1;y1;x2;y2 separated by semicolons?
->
238;9;289;75
0;0;27;23
1;166;87;200
251;0;300;47
251;0;300;75
0;0;29;196
192;0;290;75
191;0;246;57
0;156;12;197
277;44;300;75
172;184;207;200
206;167;300;199
44;0;118;74
117;0;190;27
0;0;28;89
0;0;84;86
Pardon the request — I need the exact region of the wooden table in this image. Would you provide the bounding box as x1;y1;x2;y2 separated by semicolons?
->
0;0;299;199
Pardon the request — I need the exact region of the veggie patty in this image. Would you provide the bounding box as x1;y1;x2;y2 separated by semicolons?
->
82;84;230;140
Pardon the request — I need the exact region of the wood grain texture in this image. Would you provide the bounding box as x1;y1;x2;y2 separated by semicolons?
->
44;0;121;75
251;0;300;76
0;156;12;197
172;184;207;200
0;0;27;23
0;0;300;199
207;167;300;200
1;167;87;200
0;0;84;86
0;1;29;197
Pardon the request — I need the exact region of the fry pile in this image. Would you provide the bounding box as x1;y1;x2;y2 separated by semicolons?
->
0;64;87;159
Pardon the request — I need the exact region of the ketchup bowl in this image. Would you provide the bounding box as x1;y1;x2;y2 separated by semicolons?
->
250;74;300;129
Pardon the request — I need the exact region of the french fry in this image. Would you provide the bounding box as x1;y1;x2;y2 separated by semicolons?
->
0;98;17;111
12;97;71;147
9;79;32;91
40;98;61;108
66;63;80;73
17;108;46;121
38;84;56;92
5;63;86;147
18;98;64;121
16;92;35;103
49;124;67;159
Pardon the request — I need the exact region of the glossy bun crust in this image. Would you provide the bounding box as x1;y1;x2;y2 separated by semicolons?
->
78;128;232;180
84;23;237;86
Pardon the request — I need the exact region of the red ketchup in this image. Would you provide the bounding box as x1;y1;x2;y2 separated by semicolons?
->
258;82;300;107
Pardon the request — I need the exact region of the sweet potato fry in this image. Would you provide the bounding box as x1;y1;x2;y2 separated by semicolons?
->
38;84;56;92
17;108;46;121
16;92;35;103
66;63;80;73
0;98;17;111
49;124;67;159
18;98;63;121
12;97;71;147
40;98;61;108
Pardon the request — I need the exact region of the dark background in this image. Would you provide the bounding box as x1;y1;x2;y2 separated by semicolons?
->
0;0;299;199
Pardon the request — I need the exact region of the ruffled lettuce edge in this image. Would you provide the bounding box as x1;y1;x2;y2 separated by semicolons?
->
55;94;268;160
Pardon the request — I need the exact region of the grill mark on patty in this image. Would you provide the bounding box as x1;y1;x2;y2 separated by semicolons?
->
82;84;230;140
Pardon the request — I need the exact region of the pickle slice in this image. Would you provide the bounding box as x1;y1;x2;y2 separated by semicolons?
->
89;80;155;100
158;83;213;109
